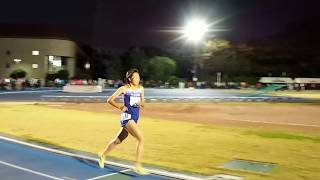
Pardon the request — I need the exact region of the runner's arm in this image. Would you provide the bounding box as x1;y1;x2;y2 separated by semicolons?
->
107;86;127;111
140;86;145;108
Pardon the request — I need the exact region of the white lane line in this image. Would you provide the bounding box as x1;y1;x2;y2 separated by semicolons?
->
0;160;64;180
0;102;40;105
86;169;131;180
41;95;107;98
0;135;205;180
222;118;320;128
0;90;61;95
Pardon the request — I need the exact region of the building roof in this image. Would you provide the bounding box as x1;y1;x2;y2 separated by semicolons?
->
259;77;294;83
294;78;320;84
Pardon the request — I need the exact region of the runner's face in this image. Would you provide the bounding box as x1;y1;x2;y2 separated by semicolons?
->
130;72;140;86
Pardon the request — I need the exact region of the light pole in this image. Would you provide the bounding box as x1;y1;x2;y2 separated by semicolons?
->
161;15;226;87
182;18;209;86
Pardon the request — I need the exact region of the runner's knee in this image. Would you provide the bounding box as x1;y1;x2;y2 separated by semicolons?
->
136;133;144;143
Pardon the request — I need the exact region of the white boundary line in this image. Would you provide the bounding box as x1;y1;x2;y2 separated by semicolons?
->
0;160;64;180
41;95;286;99
221;118;320;128
0;135;204;180
0;102;40;105
86;169;131;180
39;95;311;101
41;95;107;98
0;90;61;95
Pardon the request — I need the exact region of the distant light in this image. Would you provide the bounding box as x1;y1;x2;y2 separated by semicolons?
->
49;55;54;61
32;64;39;69
5;79;10;83
32;51;39;55
14;59;22;63
183;18;209;43
84;62;90;70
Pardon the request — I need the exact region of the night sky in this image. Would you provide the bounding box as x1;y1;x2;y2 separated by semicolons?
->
0;0;319;49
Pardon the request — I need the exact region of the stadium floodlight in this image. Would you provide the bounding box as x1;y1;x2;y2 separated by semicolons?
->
183;18;209;43
158;16;228;45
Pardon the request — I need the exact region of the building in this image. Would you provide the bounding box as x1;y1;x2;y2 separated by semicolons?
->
0;24;84;80
294;78;320;90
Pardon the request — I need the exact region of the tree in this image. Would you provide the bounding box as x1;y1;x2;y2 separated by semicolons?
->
148;56;176;81
72;70;92;79
202;39;231;55
120;47;150;80
46;70;69;81
10;69;27;79
105;56;123;80
198;39;234;81
56;70;69;80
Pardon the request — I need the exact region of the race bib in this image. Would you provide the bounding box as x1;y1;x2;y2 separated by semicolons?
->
121;113;132;122
129;96;140;106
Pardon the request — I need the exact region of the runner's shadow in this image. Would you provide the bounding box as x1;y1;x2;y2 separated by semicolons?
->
73;156;138;178
73;157;99;168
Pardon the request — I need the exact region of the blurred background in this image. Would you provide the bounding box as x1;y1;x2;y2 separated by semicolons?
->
1;1;320;180
0;0;319;91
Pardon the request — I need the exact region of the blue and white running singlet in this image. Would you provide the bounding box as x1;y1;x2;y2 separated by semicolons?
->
120;88;142;127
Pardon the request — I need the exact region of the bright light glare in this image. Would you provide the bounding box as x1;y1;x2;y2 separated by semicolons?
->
158;16;229;45
32;64;39;69
183;19;208;43
32;51;39;55
14;59;22;63
84;62;90;69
